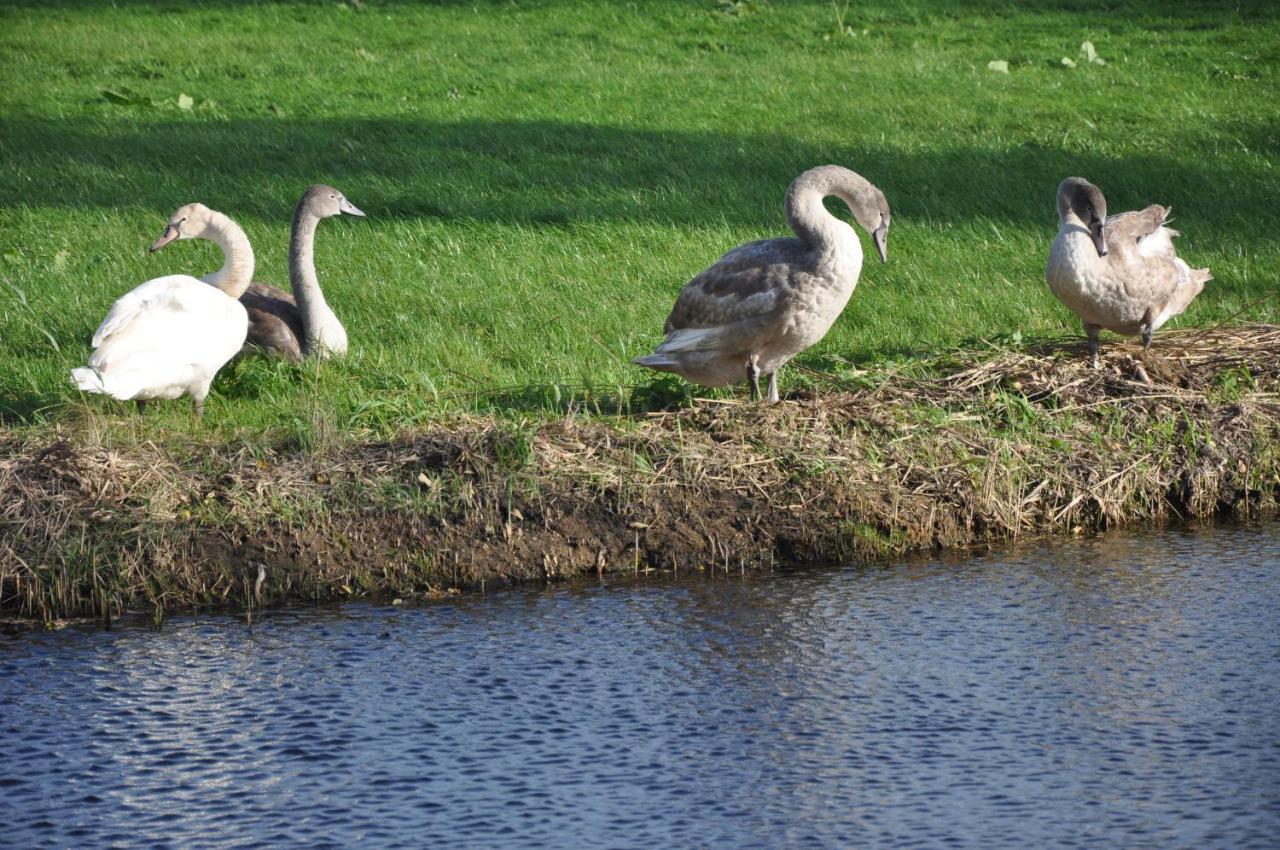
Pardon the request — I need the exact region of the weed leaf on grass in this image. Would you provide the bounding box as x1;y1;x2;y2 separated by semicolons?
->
1080;40;1105;65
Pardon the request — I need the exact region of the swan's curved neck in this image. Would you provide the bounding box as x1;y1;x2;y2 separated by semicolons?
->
201;212;254;299
289;204;329;355
1057;192;1085;228
785;167;878;257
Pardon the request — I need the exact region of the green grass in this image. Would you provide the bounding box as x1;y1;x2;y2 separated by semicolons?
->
1;0;1277;438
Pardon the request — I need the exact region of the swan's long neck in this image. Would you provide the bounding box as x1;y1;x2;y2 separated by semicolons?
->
202;212;254;299
785;166;876;258
289;203;330;356
1057;190;1088;231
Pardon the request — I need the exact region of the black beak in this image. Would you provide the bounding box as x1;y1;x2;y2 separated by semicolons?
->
872;224;888;263
149;225;179;253
1090;222;1107;257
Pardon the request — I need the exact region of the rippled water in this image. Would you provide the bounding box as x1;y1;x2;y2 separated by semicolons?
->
3;524;1279;849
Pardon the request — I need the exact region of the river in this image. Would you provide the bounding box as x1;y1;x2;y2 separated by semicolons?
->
3;523;1278;848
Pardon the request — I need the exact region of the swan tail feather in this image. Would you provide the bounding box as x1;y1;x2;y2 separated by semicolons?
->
71;366;152;401
70;367;106;394
653;326;731;354
632;354;681;373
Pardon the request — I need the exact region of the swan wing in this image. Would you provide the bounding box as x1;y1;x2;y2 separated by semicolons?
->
663;238;812;336
91;275;211;348
1152;259;1212;329
241;282;304;361
1106;205;1173;261
1103;205;1207;312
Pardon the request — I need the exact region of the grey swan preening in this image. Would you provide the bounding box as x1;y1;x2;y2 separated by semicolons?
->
71;203;251;416
632;164;891;402
1046;176;1211;367
150;184;365;362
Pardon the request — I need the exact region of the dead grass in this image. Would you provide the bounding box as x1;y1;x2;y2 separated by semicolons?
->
3;325;1279;627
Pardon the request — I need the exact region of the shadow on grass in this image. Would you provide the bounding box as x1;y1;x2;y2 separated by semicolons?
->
3;116;1277;239
0;393;60;425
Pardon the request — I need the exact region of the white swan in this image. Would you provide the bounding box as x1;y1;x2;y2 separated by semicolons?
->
70;204;252;416
633;164;891;401
150;185;364;362
1046;176;1211;366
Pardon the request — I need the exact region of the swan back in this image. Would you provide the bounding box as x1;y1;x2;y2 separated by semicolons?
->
241;282;306;362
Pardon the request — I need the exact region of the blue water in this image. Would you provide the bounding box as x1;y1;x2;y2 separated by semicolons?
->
3;524;1279;849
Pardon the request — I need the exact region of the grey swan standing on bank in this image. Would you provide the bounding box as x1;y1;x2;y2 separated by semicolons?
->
1046;176;1211;367
150;185;365;361
71;203;251;416
632;164;891;402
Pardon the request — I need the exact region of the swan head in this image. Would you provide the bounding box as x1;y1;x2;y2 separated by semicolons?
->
870;208;890;264
149;202;216;253
1057;177;1108;257
301;184;365;219
853;191;891;264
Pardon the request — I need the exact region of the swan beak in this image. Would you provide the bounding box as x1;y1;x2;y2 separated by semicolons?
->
339;198;366;217
1090;223;1108;257
149;226;179;253
872;225;889;263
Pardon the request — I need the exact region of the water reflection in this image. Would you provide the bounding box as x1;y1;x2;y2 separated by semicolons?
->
2;524;1278;848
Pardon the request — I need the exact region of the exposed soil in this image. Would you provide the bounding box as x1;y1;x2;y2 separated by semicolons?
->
3;325;1279;625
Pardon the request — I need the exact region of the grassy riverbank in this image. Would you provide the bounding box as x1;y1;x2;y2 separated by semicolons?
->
2;2;1279;623
4;326;1279;625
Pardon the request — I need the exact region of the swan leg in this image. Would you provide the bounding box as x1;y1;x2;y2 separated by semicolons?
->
135;400;147;416
1139;307;1156;350
767;370;779;403
192;397;205;418
747;355;761;401
1084;322;1101;369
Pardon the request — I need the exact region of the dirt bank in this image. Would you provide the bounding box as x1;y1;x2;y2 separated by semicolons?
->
3;324;1279;625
